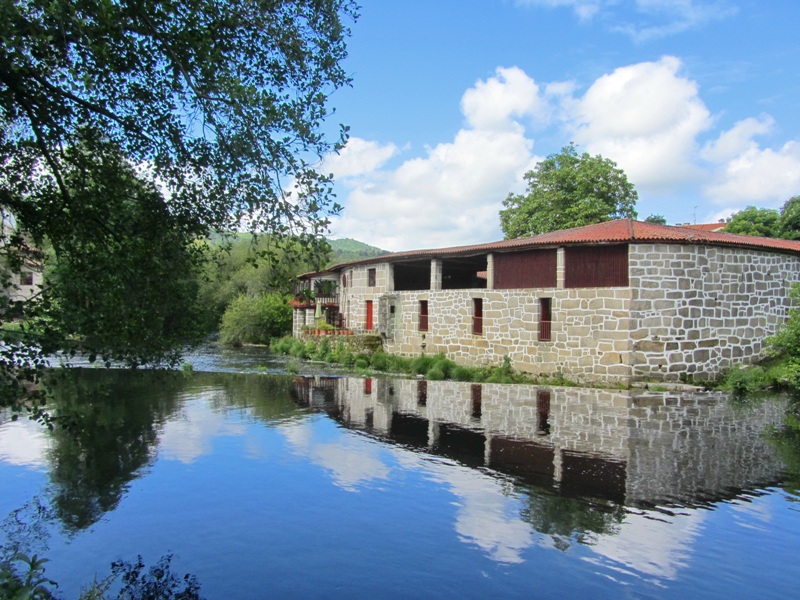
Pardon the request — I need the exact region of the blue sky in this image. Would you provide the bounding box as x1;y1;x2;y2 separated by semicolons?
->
322;0;800;251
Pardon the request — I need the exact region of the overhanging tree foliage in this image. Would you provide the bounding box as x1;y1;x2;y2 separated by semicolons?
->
499;143;638;238
0;0;357;413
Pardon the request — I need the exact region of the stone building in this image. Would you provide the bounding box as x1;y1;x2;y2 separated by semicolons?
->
292;219;800;384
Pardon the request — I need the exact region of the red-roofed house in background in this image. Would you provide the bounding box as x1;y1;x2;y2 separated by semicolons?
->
682;222;728;233
293;219;800;385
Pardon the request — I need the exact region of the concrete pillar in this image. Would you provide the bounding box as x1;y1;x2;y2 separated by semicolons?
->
486;253;494;290
386;263;395;292
556;247;565;289
430;259;442;291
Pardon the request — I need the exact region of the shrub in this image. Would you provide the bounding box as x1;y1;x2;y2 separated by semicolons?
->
430;354;457;379
453;366;474;381
411;354;434;375
370;351;391;371
426;366;445;380
313;338;332;361
219;293;292;345
288;339;307;358
270;335;293;354
303;339;317;358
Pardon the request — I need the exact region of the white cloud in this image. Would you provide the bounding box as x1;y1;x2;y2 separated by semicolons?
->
461;66;548;130
323;137;398;179
700;116;774;164
698;116;800;207
703;141;800;205
516;0;737;40
569;56;712;191
330;68;542;250
515;0;604;21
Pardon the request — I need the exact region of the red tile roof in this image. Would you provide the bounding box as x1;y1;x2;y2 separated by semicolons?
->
326;219;800;271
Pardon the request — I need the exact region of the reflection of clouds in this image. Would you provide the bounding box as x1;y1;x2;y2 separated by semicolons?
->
585;508;706;581
279;420;390;491
0;417;49;469
729;495;774;531
282;416;534;562
159;398;246;464
396;454;533;564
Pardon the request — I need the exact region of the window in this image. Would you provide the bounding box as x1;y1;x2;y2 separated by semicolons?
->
342;273;347;288
419;300;429;331
19;271;33;286
539;298;552;342
368;268;376;287
365;300;374;331
472;298;483;336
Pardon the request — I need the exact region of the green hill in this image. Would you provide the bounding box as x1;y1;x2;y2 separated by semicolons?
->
328;238;388;266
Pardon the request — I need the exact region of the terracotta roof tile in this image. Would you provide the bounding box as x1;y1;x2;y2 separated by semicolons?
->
325;219;800;272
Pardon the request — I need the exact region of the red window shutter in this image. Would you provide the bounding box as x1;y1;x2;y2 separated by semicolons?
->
564;245;628;288
494;249;557;289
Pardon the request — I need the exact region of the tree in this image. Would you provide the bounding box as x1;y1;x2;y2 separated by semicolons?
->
499;143;638;239
645;214;667;225
219;292;293;346
197;234;327;331
0;0;357;414
777;196;800;240
724;206;780;237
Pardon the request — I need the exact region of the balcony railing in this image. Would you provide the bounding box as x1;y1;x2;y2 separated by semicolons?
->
539;320;552;342
289;293;340;309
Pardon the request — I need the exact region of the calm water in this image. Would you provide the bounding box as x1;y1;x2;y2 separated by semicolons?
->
2;354;800;598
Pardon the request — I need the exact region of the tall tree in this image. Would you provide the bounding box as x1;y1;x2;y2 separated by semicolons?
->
777;195;800;240
724;206;780;237
0;0;357;413
499;143;638;239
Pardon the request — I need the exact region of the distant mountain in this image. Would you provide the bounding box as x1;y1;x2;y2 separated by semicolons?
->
328;238;388;265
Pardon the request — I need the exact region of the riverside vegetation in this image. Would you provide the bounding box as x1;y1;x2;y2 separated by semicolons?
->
270;334;576;386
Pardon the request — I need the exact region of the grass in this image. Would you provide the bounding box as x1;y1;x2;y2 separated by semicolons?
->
268;335;579;387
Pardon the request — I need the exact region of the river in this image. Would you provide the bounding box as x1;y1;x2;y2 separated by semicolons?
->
1;345;798;598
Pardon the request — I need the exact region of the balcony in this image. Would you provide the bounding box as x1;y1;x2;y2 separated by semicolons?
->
289;293;340;309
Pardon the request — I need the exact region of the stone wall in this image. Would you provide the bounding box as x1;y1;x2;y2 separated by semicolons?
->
327;377;788;505
629;244;800;382
333;263;634;383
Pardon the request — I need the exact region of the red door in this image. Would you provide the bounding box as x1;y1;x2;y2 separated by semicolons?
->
365;300;373;331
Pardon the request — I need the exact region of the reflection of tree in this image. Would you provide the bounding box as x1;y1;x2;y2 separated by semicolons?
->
0;497;55;563
44;369;303;532
211;373;303;424
45;369;188;531
767;395;800;497
518;487;624;549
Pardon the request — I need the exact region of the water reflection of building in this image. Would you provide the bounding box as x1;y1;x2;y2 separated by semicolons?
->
291;376;788;507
